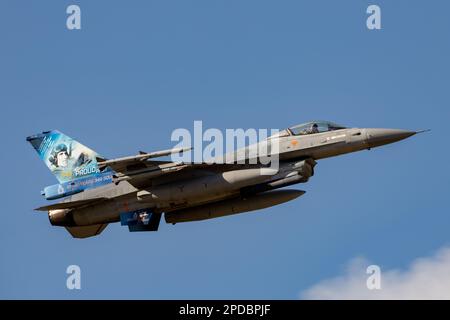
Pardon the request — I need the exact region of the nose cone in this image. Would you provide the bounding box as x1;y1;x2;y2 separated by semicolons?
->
366;129;416;148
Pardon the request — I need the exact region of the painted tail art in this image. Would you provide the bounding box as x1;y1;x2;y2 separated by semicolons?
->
26;130;113;200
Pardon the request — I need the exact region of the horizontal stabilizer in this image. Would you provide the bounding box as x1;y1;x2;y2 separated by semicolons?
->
65;224;108;239
35;197;107;211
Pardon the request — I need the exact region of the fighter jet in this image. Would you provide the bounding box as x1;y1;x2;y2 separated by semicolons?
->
26;121;423;238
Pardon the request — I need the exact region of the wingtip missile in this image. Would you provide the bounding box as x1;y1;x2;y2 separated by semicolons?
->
96;146;193;169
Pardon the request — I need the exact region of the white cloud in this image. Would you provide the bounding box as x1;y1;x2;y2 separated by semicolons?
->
301;246;450;300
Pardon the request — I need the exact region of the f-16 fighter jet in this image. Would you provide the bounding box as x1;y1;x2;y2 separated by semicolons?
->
27;121;423;238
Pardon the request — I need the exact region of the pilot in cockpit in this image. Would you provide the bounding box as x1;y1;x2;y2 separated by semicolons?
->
310;123;319;134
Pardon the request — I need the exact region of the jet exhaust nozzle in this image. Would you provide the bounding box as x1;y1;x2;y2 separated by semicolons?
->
48;209;75;226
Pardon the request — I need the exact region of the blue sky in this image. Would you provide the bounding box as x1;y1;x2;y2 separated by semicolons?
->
1;1;449;299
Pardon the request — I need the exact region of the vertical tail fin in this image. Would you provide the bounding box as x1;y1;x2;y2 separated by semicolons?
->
26;130;102;183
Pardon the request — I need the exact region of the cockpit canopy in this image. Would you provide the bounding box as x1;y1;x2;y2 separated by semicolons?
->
289;121;347;136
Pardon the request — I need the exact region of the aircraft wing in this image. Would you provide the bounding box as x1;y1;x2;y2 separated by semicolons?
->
35;197;108;211
98;149;264;187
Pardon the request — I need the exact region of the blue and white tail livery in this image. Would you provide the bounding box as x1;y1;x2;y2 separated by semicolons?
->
27;130;113;200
